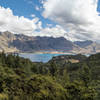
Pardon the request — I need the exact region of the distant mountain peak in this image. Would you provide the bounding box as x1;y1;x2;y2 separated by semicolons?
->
74;40;93;48
0;31;100;54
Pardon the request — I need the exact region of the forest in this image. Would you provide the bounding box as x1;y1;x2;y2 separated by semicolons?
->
0;52;99;100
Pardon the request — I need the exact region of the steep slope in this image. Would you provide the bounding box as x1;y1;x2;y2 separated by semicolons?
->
0;31;100;54
83;42;100;53
74;40;93;48
0;31;18;52
0;31;79;53
12;36;79;52
74;40;100;54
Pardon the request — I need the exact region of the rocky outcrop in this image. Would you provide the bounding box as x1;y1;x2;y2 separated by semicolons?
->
0;31;100;54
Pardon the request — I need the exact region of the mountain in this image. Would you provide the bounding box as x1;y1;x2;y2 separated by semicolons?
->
74;40;100;54
0;31;18;52
0;31;100;54
0;31;79;53
12;35;80;52
74;40;93;48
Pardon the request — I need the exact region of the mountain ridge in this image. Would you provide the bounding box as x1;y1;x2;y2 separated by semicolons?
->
0;31;100;54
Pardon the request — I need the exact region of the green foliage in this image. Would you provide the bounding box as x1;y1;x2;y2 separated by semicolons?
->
79;63;91;87
0;52;99;100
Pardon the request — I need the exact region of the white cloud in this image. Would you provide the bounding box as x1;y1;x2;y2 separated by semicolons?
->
24;0;34;6
0;6;40;35
42;0;100;41
33;25;67;38
0;0;100;42
0;6;65;38
37;21;42;30
35;6;40;11
47;24;53;27
31;14;36;18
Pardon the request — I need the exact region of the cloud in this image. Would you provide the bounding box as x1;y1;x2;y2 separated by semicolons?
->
0;6;41;35
37;21;42;30
0;0;100;42
35;6;40;11
24;0;34;6
42;0;100;41
47;24;53;27
31;14;36;18
33;25;67;38
0;6;65;38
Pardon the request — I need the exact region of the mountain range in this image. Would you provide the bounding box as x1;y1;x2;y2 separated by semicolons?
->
0;31;100;54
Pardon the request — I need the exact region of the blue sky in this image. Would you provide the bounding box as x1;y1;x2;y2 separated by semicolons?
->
0;0;56;28
0;0;99;24
97;0;100;12
0;0;100;41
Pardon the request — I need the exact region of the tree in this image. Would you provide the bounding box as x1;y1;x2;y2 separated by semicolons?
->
79;63;91;87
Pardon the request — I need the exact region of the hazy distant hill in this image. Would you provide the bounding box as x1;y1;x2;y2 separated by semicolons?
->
74;40;100;54
0;31;18;52
0;31;100;54
12;35;79;52
74;40;93;48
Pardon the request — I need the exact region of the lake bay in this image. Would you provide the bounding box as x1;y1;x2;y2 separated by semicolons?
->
19;53;69;63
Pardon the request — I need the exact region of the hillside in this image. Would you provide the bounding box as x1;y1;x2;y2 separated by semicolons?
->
0;31;100;54
0;52;99;100
74;41;100;54
0;31;18;52
74;40;93;48
12;36;79;52
0;31;79;53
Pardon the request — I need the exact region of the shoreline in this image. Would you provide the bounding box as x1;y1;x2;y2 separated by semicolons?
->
1;51;94;55
19;51;76;55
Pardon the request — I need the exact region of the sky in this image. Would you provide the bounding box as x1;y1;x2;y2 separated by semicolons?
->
0;0;100;42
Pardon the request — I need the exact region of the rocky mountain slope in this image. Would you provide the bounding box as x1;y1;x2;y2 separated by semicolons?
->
12;35;80;52
0;31;18;52
74;40;93;48
0;31;100;54
74;40;100;54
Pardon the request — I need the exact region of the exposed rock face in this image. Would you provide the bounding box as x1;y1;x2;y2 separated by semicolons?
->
74;41;100;54
0;32;77;53
74;40;93;48
0;31;100;54
12;36;78;52
0;31;18;53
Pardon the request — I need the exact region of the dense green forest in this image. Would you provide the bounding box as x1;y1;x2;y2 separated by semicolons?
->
0;52;99;100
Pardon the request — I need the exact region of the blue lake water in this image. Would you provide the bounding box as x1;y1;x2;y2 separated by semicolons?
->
19;53;69;63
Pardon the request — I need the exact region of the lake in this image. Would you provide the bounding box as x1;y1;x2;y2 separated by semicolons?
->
19;53;70;63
